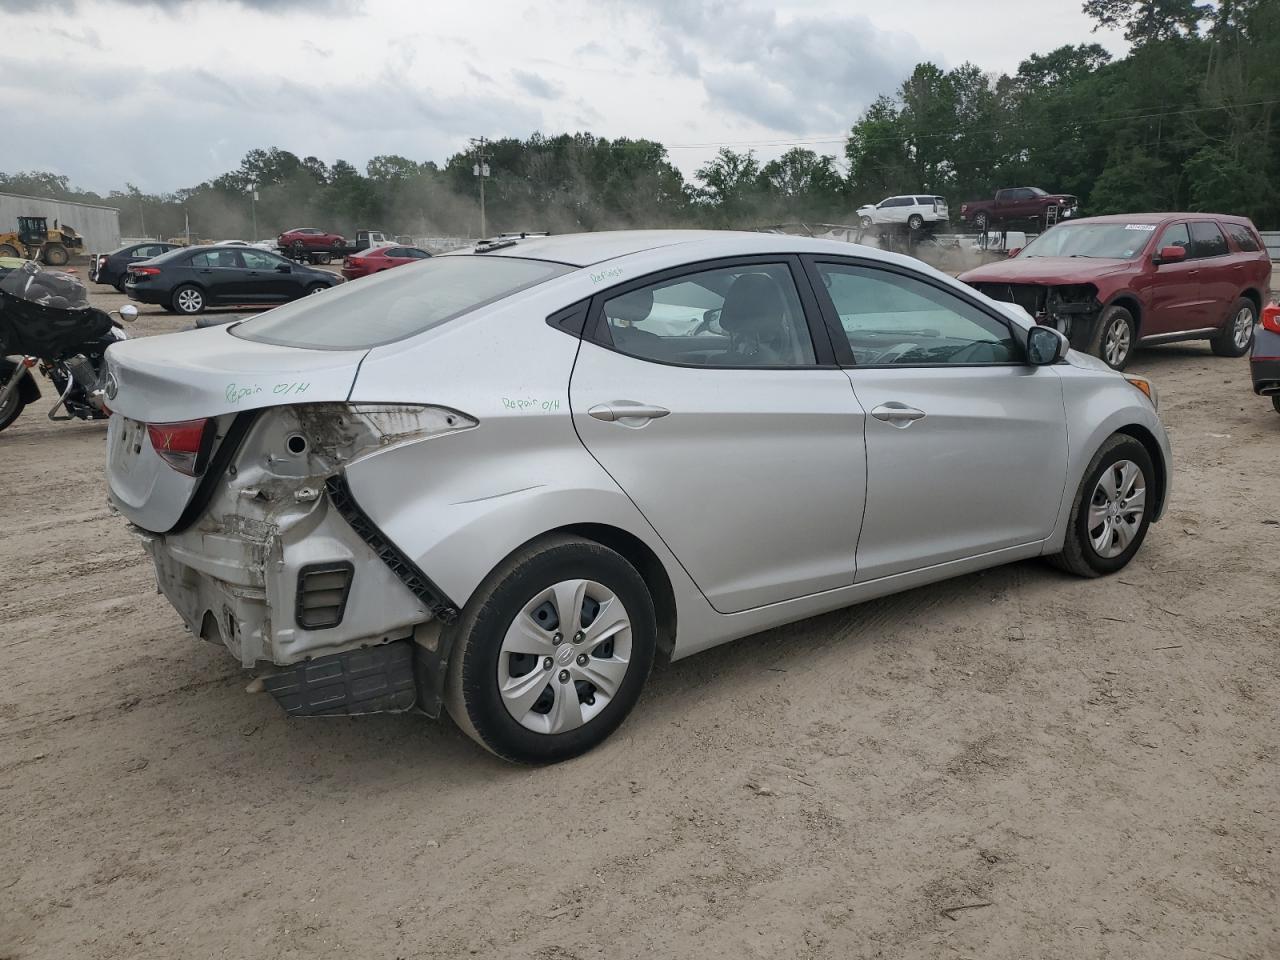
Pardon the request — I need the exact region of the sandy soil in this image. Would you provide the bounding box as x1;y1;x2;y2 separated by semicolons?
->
1;270;1278;960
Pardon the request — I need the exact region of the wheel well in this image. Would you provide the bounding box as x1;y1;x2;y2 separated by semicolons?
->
1241;288;1263;314
1107;294;1143;334
557;523;678;659
1115;424;1166;519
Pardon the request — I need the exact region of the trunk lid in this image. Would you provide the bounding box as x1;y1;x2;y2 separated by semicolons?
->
105;323;367;532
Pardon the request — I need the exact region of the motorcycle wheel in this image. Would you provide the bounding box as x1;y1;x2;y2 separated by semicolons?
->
0;389;25;433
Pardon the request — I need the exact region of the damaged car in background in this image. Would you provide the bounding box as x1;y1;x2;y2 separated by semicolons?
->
959;213;1271;370
105;230;1171;763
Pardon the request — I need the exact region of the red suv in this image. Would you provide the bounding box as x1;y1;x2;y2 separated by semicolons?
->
276;227;345;258
959;213;1271;369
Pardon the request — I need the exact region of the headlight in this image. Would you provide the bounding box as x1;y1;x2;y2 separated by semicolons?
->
1124;375;1158;409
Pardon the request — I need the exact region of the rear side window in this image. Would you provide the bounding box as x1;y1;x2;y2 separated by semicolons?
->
232;255;571;350
1225;223;1261;252
1190;221;1228;258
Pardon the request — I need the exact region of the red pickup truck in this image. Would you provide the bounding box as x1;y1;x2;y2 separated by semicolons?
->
960;187;1079;231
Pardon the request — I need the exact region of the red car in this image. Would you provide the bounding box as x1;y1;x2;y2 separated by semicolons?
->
340;244;431;280
277;227;345;258
959;212;1272;370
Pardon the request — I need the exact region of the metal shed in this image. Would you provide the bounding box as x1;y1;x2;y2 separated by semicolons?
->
0;191;121;256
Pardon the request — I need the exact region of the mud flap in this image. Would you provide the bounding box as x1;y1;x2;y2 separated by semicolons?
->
261;639;417;716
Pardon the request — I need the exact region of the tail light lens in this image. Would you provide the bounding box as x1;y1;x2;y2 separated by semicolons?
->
131;266;161;277
147;418;214;476
1262;302;1280;335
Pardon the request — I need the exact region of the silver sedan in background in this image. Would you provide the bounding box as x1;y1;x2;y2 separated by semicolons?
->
104;230;1171;763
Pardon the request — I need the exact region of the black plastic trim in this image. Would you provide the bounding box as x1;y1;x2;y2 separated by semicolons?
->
262;639;417;716
325;474;459;624
166;410;259;535
546;300;590;337
294;561;354;630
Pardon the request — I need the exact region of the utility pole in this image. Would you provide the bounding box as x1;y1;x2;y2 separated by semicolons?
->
470;136;490;238
249;182;259;241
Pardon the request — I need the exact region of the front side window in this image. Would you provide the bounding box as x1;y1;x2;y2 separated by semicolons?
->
1190;221;1228;258
241;249;283;270
233;254;571;350
1157;222;1191;254
599;263;815;368
191;249;243;269
817;263;1021;365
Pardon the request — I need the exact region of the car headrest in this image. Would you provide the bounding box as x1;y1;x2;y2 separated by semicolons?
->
607;288;653;325
719;274;786;335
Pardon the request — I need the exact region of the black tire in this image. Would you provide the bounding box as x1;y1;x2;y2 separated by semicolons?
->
1090;304;1136;370
291;240;306;259
114;276;128;294
1048;434;1155;578
0;386;25;433
859;215;873;229
907;213;924;231
171;284;206;315
1273;395;1280;415
1210;296;1256;358
444;534;657;764
0;244;19;258
42;243;68;266
332;239;345;252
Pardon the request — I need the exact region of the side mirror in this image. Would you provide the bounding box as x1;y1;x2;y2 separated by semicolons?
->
1155;245;1187;264
1027;324;1069;365
117;304;138;322
275;263;291;273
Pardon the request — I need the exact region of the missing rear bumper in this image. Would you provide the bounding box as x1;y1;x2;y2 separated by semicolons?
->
261;639;417;716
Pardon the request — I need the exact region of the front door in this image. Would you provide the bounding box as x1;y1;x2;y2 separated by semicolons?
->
1146;221;1203;336
569;258;867;614
807;259;1068;581
239;249;296;303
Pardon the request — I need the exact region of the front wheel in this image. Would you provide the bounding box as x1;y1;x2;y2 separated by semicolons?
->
1091;304;1136;370
1210;297;1256;358
1048;434;1155;578
0;382;26;433
42;243;69;266
907;213;924;231
305;283;327;296
444;535;657;763
171;284;206;315
859;215;873;229
974;212;989;233
0;244;19;258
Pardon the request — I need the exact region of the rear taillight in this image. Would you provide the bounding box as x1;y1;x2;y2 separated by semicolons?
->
1263;302;1280;335
132;266;161;276
146;418;214;476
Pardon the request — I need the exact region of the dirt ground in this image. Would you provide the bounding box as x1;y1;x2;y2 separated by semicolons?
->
2;267;1278;960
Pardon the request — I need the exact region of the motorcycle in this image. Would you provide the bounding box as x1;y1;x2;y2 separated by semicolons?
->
0;260;136;433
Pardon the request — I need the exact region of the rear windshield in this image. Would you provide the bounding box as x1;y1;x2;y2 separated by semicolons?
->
231;254;572;350
1019;222;1154;259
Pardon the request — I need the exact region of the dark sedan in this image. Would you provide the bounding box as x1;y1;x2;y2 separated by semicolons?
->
125;245;343;315
92;241;179;292
1252;302;1280;415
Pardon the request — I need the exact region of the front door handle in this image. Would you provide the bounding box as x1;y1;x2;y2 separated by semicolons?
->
871;402;926;427
588;401;670;423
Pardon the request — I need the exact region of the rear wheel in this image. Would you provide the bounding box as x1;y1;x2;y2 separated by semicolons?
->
172;284;206;315
1091;304;1136;370
114;276;129;294
0;244;19;258
444;535;657;764
907;213;924;231
291;240;306;260
42;243;68;266
1048;435;1155;577
974;212;990;233
1210;297;1256;358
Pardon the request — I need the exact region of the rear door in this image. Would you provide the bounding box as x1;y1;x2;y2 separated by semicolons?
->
1190;220;1236;326
806;257;1067;581
569;256;867;613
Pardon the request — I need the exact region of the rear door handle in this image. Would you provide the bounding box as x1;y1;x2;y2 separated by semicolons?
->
588;401;670;423
871;402;926;426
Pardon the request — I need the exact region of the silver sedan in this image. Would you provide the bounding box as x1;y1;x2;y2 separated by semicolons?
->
104;230;1171;763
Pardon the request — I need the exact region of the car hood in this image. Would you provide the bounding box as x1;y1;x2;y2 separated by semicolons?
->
959;256;1132;285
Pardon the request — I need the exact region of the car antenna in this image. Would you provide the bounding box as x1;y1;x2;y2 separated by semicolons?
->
474;231;549;253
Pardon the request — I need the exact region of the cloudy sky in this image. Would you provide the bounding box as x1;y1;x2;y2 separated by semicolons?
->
1;0;1127;194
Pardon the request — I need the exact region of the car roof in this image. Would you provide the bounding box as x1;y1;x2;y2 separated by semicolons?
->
1061;212;1257;226
477;229;910;267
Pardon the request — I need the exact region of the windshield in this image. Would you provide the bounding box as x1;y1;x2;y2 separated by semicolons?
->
1019;222;1155;259
232;255;572;350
